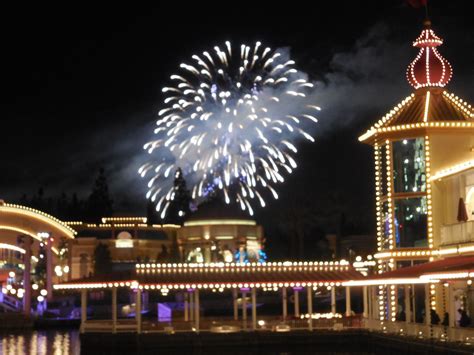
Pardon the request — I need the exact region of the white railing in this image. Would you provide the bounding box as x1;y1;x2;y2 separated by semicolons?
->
440;220;474;246
364;318;474;342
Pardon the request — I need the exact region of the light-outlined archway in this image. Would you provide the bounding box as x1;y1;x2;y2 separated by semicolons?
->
0;202;76;240
0;201;76;315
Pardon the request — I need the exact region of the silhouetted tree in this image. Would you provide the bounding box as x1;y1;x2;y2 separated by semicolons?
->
56;192;69;220
150;167;192;225
69;193;84;220
19;194;29;206
93;243;112;275
146;200;159;225
167;167;191;224
278;192;320;260
86;168;113;222
31;187;46;211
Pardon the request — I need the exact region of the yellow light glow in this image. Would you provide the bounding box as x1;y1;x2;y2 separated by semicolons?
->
183;219;256;227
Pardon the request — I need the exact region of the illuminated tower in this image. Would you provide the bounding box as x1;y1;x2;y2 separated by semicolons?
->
359;20;474;321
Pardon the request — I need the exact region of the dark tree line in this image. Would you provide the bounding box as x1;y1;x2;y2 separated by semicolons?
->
147;167;192;226
19;168;113;223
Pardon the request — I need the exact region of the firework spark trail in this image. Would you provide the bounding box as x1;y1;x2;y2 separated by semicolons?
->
139;41;320;218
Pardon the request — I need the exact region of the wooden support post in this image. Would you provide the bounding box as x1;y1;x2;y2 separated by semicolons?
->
404;285;411;323
46;235;53;301
449;284;456;328
331;287;336;314
233;288;238;320
282;287;288;320
242;291;247;329
294;289;300;317
307;287;313;331
424;284;431;326
136;288;142;333
184;292;189;321
190;290;194;321
80;289;87;334
251;288;257;331
363;286;368;319
23;236;32;317
112;287;117;333
194;289;200;332
345;287;351;317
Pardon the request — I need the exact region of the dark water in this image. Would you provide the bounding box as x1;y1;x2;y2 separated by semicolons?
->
0;330;80;355
0;330;370;355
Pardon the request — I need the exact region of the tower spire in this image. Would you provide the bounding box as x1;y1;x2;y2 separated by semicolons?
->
406;22;452;89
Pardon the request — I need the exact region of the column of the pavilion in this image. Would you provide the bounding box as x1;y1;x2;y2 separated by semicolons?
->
404;285;411;324
232;288;238;320
448;284;456;328
424;284;431;326
307;286;313;331
23;236;32;317
331;286;336;314
242;289;247;329
367;286;373;320
189;290;194;321
46;234;53;301
294;288;300;317
136;288;142;333
184;292;189;321
345;286;351;317
112;287;117;333
251;288;257;330
80;289;87;333
194;289;200;332
411;284;416;324
363;286;368;319
282;287;288;321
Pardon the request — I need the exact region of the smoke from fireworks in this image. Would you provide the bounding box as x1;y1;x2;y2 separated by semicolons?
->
139;41;319;218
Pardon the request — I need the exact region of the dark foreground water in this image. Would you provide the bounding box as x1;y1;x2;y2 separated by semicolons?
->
1;329;471;355
0;330;372;355
0;330;80;355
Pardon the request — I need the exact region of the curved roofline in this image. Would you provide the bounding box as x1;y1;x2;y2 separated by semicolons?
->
0;203;76;238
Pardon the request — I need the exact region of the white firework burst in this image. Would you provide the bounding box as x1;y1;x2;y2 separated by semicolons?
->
139;41;319;218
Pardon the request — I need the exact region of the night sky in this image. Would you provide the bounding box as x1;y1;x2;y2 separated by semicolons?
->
1;1;473;255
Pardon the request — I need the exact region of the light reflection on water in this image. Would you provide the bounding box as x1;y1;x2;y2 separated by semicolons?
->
0;330;79;355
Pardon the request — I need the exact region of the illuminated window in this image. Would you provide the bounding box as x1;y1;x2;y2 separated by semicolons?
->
394;197;427;248
392;138;426;193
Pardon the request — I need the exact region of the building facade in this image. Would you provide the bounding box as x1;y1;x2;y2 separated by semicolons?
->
359;20;474;324
66;217;179;280
177;200;264;263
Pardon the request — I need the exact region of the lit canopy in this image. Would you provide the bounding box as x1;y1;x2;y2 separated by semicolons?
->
54;261;364;290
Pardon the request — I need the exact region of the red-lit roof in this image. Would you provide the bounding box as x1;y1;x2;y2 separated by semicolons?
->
372;255;474;280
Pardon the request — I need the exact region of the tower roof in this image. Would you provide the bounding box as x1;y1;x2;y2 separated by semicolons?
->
359;90;473;143
406;20;452;89
359;21;473;144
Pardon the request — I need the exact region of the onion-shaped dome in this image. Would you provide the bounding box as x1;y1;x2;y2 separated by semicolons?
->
406;20;452;89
